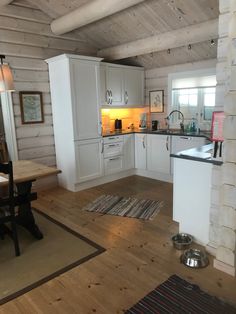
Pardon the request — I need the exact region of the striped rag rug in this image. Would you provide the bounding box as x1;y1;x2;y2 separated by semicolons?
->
82;195;164;220
125;275;236;314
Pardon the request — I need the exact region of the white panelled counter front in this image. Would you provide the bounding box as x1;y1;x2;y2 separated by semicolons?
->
171;144;222;246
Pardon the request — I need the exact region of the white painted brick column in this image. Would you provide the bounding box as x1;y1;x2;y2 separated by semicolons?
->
213;0;236;276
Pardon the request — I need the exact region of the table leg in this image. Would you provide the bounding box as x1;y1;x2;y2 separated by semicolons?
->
16;181;43;240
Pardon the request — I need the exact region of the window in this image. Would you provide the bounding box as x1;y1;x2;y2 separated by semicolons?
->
172;86;216;122
169;71;216;129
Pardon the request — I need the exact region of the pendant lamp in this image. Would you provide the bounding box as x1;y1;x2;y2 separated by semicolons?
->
0;55;14;92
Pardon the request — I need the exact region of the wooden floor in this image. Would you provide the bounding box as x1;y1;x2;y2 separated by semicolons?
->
1;175;236;313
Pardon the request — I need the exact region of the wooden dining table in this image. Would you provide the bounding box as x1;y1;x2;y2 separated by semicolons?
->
0;160;61;239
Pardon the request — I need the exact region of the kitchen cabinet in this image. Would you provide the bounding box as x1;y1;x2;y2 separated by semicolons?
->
46;54;103;191
75;138;103;183
171;135;209;174
147;134;171;174
123;134;135;170
100;63;144;107
123;68;144;107
103;135;124;175
135;134;147;170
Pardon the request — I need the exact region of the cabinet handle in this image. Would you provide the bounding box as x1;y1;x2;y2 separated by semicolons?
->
125;91;128;104
108;144;119;147
142;138;145;149
106;90;110;104
180;137;191;140
110;90;113;105
166;135;169;151
101;141;104;153
109;157;120;161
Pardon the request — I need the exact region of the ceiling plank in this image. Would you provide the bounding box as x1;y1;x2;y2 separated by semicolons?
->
97;19;218;60
50;0;145;35
0;0;13;5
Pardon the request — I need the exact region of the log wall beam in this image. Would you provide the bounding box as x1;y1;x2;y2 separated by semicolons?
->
97;19;219;60
51;0;145;35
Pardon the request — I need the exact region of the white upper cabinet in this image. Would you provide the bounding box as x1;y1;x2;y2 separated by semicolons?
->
100;63;144;107
123;68;144;107
106;65;124;106
47;54;102;142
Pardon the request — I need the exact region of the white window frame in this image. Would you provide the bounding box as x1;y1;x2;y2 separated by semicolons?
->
168;68;216;130
0;92;18;161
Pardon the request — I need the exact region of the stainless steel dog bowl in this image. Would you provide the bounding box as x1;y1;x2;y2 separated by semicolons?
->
181;248;209;268
171;233;193;250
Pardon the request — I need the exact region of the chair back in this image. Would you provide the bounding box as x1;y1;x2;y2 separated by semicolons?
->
0;161;14;214
0;139;9;162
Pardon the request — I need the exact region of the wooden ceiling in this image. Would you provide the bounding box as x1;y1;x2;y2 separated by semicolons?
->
12;0;219;69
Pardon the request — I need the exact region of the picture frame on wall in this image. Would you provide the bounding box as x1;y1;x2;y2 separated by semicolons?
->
149;90;164;113
19;91;44;124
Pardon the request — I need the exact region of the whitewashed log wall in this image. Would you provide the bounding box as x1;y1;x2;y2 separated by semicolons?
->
212;0;236;277
145;59;217;128
0;4;96;189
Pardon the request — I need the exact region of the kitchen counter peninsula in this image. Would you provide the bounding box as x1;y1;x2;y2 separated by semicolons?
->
171;143;222;247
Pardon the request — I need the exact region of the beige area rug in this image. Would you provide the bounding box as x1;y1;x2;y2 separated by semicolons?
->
0;209;105;305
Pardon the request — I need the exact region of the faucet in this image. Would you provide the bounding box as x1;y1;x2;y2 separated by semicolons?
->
166;110;185;133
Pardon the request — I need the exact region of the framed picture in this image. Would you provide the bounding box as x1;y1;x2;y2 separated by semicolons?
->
19;91;44;124
149;90;164;113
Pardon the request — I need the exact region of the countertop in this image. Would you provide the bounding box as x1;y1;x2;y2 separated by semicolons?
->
102;128;212;139
170;143;222;166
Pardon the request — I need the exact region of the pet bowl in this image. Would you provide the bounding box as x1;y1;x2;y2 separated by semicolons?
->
181;248;209;268
171;233;193;250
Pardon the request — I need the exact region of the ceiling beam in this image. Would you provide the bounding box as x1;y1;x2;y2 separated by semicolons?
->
51;0;145;35
97;19;218;60
0;0;13;5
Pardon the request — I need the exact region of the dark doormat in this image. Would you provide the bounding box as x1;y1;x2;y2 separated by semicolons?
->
0;209;105;305
125;274;236;313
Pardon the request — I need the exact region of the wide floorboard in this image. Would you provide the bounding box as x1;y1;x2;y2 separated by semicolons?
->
1;175;236;313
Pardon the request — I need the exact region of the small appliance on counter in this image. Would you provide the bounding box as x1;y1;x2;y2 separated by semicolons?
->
139;113;147;129
151;120;159;131
114;119;122;130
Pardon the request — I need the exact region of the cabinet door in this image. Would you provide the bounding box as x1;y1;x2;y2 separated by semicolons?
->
75;138;103;183
135;134;147;170
171;136;208;174
123;134;135;170
124;68;144;107
106;66;124;106
70;59;102;140
147;134;171;174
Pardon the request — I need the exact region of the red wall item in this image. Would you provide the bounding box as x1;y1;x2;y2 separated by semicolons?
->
211;111;224;142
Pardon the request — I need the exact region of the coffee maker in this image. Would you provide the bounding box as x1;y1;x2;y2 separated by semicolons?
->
139;113;147;129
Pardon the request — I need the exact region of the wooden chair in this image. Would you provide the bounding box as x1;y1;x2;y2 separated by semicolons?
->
0;161;20;256
0;139;9;163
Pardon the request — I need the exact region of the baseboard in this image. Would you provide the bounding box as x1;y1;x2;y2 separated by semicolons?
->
135;169;173;183
205;243;217;256
73;169;135;191
214;259;236;277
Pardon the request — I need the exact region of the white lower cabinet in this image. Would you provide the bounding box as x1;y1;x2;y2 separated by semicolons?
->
135;134;147;170
75;138;103;183
103;136;124;175
123;134;135;170
104;156;123;175
147;134;171;174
